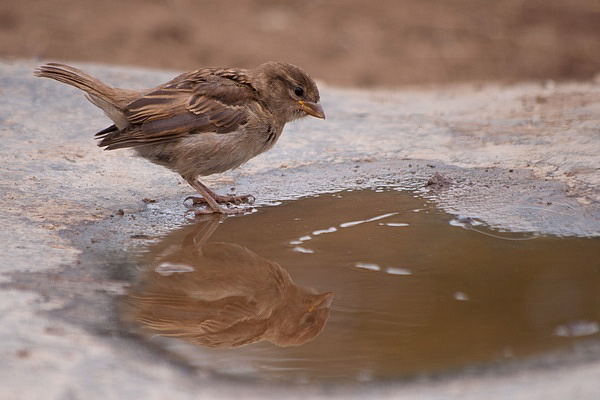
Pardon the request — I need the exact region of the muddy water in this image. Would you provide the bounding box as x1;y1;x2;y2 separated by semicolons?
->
123;189;600;383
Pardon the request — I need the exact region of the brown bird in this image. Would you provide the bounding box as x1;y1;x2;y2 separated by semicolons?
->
34;62;325;214
123;216;334;348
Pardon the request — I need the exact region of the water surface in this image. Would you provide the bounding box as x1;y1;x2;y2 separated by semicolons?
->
123;189;600;383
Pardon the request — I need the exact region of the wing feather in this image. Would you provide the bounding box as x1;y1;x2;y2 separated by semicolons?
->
97;69;257;150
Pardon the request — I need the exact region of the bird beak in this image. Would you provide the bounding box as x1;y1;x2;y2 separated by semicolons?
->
298;101;326;119
308;292;334;312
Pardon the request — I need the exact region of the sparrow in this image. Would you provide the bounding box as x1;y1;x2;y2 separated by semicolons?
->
34;62;325;214
123;216;334;348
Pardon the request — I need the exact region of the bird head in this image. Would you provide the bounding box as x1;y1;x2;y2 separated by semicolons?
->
265;290;334;347
251;62;325;122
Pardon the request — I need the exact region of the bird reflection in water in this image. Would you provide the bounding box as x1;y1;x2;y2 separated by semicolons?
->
123;215;334;348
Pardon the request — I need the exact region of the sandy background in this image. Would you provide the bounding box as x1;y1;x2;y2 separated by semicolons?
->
1;0;599;87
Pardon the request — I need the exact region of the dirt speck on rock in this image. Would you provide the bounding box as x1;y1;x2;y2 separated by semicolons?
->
426;172;453;190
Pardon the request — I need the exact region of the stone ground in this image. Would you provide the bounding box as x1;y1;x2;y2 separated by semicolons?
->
0;60;599;399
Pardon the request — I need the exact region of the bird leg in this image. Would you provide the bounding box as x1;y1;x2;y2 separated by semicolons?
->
183;177;251;214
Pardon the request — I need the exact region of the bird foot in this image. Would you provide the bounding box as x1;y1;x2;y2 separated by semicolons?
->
184;195;254;215
185;193;255;206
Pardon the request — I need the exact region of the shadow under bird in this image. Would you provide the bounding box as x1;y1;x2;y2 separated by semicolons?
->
34;62;325;214
123;216;334;348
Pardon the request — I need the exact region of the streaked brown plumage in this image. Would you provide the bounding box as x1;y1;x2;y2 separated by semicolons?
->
123;216;334;348
34;62;325;213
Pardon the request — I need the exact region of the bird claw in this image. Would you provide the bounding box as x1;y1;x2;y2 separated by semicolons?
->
215;193;255;205
184;196;207;206
184;196;250;215
184;194;255;206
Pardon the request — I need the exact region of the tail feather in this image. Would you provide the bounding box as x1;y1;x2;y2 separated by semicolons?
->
98;127;183;150
34;63;131;129
34;63;115;105
95;124;118;137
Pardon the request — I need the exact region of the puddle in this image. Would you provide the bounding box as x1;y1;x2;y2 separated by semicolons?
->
121;189;600;383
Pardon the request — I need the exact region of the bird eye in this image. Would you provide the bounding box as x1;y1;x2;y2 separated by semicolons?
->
294;87;304;97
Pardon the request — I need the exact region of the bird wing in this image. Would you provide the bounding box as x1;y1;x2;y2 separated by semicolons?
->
197;319;268;348
197;297;262;334
192;299;271;348
96;70;256;150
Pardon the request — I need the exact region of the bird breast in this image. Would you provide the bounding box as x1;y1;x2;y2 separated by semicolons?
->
136;122;282;178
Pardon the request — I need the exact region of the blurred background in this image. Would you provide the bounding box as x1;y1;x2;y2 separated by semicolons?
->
1;0;599;87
